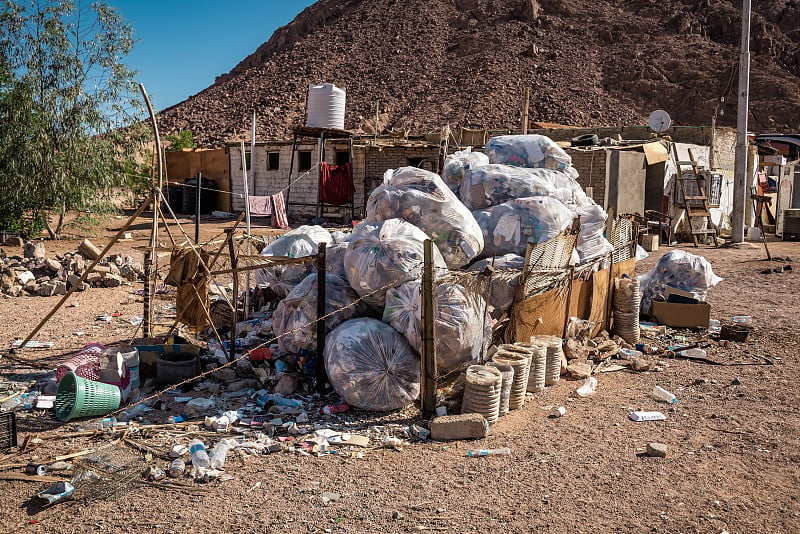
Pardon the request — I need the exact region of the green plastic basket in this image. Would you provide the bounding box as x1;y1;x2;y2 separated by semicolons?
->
55;372;121;422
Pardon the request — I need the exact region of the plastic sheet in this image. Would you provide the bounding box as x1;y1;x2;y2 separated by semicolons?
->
485;135;574;173
472;197;575;257
638;249;724;313
344;218;447;309
272;273;373;354
467;254;524;318
382;280;490;374
441;147;489;196
366;166;484;268
460;164;576;209
255;225;332;298
324;318;420;411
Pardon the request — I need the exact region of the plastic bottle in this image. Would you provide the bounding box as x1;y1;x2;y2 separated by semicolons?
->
168;458;186;478
618;348;643;360
188;439;211;476
682;348;707;359
731;315;753;325
652;386;679;404
466;448;512;457
118;403;149;422
575;377;598;397
209;439;233;469
708;319;721;334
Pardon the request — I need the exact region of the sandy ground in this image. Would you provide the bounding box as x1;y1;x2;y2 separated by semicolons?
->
0;212;799;534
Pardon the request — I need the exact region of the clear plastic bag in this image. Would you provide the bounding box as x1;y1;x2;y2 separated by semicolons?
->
344;218;447;309
467;254;524;318
472;196;575;257
324;318;420;411
574;202;613;264
382;280;490;375
366;166;484;268
325;241;349;280
255;225;332;298
485;135;574;173
441;147;489;196
638;249;724;313
460;164;567;209
272;273;373;354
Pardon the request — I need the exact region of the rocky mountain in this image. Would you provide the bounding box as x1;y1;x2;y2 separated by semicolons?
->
156;0;800;147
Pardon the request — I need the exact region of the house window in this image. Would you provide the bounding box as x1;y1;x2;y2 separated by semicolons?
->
335;151;350;165
241;151;251;171
298;151;312;171
268;152;280;170
407;157;424;167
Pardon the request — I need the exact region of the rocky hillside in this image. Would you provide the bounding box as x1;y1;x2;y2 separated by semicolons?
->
157;0;800;147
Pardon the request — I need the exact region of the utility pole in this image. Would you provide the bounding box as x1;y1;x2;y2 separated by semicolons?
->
732;0;751;243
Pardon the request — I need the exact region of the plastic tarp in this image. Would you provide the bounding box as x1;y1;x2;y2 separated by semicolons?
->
441;147;489;196
324;318;420;411
383;280;490;374
255;225;332;298
472;196;575;257
366;166;484;268
638;249;723;313
344;218;447;309
485;135;574;174
272;273;372;354
467;254;524;318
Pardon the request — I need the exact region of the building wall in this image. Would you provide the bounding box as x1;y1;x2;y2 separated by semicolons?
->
166;148;231;211
567;148;608;206
229;141;439;222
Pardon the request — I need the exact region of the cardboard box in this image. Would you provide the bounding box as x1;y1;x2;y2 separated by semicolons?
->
639;233;659;252
135;344;200;379
651;301;711;328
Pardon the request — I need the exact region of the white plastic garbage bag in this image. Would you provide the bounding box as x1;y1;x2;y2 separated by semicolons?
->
467;254;524;318
485;134;574;174
441;147;489;196
460;164;573;209
344;218;447;309
324;318;420;411
255;225;332;298
574;202;613;264
472;197;575;257
366;166;484;268
383;280;490;374
638;249;723;314
272;273;373;354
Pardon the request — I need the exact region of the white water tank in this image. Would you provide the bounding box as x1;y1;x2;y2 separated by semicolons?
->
306;83;346;130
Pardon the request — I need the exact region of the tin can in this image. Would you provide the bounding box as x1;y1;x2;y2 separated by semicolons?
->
26;463;48;476
168;458;185;478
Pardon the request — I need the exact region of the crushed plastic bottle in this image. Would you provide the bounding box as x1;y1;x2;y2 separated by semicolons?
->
466;448;512;457
731;315;753;325
575;377;598;397
118;403;149;422
209;439;233;469
188;439;211;478
652;386;679;404
618;348;643;360
708;319;721;334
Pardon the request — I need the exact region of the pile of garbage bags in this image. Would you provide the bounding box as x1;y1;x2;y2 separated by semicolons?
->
486;134;575;175
467;254;524;318
638;249;723;313
366;167;484;268
272;273;373;354
324;318;420;411
473;196;575;257
383;280;490;375
343;218;447;309
256;225;331;298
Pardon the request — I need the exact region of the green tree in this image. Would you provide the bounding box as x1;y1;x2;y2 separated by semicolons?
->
0;0;148;239
165;130;197;152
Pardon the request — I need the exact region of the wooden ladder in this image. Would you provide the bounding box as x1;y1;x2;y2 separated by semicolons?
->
672;148;720;246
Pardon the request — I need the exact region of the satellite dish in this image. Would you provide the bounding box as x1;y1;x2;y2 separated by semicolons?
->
648;110;672;132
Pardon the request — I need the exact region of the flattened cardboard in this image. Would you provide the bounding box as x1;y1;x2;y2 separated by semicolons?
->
651;301;711;328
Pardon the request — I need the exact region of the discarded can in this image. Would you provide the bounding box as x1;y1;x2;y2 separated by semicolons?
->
320;401;349;415
36;481;74;506
25;463;47;476
146;466;166;481
168;458;185;478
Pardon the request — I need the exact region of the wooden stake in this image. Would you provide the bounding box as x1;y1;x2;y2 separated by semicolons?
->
522;86;530;135
315;243;328;393
421;239;437;419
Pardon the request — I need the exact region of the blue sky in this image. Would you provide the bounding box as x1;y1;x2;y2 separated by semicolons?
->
112;1;317;111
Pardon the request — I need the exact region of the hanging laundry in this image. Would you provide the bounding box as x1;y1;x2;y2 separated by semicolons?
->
319;162;355;206
271;190;290;229
248;195;272;216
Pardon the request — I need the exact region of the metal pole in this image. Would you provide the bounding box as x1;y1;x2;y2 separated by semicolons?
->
732;0;751;243
227;229;238;363
143;251;152;338
315;243;328;393
195;172;201;244
421;239;437;419
246;111;256;318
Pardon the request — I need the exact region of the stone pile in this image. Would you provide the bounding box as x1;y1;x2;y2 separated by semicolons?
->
0;238;144;297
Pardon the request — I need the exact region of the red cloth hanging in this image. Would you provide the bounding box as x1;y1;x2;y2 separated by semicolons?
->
319;162;355;206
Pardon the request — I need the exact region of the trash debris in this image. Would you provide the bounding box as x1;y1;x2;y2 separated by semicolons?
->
652;386;679;404
35;481;74;506
550;406;567;418
466;447;511;457
629;411;667;422
575;377;598;397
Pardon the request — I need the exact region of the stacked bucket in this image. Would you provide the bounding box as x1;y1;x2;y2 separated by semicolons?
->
613;277;641;345
530;335;563;386
461;365;503;424
491;345;531;411
524;342;548;393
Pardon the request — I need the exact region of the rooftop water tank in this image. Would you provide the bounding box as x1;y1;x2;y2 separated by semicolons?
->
306;83;346;130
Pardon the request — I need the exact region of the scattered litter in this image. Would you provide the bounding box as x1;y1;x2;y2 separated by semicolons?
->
629;411;667;422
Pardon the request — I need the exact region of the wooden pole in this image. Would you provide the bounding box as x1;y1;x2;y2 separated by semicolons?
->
15;194;153;351
143;251;152;338
522;86;530;135
421;239;437;419
315;243;328;393
195;172;201;244
562;266;575;340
